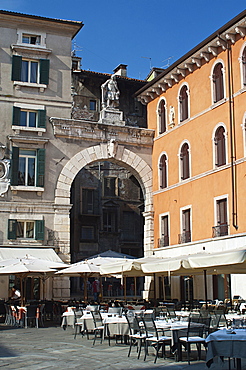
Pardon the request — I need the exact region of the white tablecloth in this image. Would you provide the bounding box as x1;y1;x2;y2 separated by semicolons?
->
205;328;246;368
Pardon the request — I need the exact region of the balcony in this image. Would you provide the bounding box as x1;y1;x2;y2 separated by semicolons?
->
178;231;191;244
212;224;229;237
158;236;169;248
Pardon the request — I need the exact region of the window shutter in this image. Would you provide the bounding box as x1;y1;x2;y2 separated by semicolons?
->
36;148;45;187
38;109;46;128
12;106;21;126
8;219;17;240
11;147;19;186
39;59;50;85
35;220;44;240
11;55;22;81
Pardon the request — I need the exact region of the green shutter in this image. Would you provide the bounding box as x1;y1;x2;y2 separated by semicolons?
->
12;106;21;126
36;148;45;187
37;109;46;128
11;147;19;186
8;219;17;240
35;220;44;240
39;59;50;85
11;55;22;81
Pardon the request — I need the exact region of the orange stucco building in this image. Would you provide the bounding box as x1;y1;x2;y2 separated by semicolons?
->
137;10;246;302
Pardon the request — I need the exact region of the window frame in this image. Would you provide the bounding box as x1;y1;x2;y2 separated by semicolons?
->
157;98;167;135
159;152;168;189
11;147;45;188
213;195;229;237
13;103;46;132
210;60;226;105
180;205;192;244
159;212;170;247
178;83;190;123
8;219;44;240
102;208;117;233
239;43;246;88
213;123;227;168
179;141;191;181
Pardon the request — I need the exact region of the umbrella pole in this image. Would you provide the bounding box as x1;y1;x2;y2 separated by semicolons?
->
153;273;157;306
134;276;137;299
204;269;208;309
162;276;165;301
84;275;88;302
99;276;103;301
123;276;126;301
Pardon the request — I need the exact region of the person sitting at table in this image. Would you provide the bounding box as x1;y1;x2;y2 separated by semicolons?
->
10;285;21;302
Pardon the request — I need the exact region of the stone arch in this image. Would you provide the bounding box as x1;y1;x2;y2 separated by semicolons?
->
54;143;153;261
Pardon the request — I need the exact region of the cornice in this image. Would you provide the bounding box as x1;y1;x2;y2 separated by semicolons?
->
137;12;246;104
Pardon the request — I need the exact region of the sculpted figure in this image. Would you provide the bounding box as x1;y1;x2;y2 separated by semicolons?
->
169;105;175;127
102;75;120;109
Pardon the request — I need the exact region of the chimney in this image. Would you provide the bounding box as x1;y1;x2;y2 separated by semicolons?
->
113;64;127;77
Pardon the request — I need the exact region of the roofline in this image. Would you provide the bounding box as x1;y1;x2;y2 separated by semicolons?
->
0;9;83;38
78;69;147;83
136;8;246;96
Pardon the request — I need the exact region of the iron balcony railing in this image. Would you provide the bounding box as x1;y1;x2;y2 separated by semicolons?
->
158;236;169;248
178;231;191;244
212;224;229;237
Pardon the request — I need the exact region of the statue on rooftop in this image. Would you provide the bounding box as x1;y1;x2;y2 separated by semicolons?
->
101;75;120;109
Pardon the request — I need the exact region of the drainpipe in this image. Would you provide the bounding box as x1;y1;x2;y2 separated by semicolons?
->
218;35;238;230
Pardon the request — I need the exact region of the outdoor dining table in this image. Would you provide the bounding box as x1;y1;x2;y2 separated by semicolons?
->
205;328;246;369
155;319;189;360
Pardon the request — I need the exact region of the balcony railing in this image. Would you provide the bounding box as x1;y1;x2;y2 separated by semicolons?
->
212;224;229;237
158;236;169;248
178;231;191;244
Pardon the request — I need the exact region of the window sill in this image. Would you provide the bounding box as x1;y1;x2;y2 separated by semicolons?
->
11;44;52;55
11;186;44;196
12;125;46;135
13;81;47;92
211;98;226;109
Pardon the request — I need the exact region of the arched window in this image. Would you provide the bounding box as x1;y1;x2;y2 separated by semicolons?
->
213;63;224;103
180;143;190;180
179;85;189;122
242;46;246;86
214;126;226;167
159;154;167;188
158;99;166;134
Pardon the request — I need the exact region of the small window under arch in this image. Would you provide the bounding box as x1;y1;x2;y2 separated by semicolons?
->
179;85;189;122
180;143;190;180
159;154;167;189
213;63;224;103
158;100;166;134
214;126;226;167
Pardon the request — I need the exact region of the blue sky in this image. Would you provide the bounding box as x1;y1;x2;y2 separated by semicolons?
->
1;1;246;79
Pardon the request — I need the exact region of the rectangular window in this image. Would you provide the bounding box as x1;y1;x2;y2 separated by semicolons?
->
216;198;228;236
89;100;96;111
81;189;94;214
103;177;117;196
8;219;44;240
103;210;117;232
179;208;191;243
81;226;95;240
11;147;45;187
21;60;39;83
12;56;50;85
160;215;169;247
22;34;41;45
20;110;37;127
13;107;46;129
16;221;35;239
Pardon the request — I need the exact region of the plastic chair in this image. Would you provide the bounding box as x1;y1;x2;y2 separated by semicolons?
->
91;311;106;345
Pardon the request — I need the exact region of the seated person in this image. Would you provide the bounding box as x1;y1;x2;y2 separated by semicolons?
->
10;286;21;301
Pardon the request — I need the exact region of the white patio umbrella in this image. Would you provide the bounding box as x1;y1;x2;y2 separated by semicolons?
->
100;256;161;300
56;260;100;301
0;257;60;305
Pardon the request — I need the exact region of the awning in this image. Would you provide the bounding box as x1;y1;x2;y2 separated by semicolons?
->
0;247;63;263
